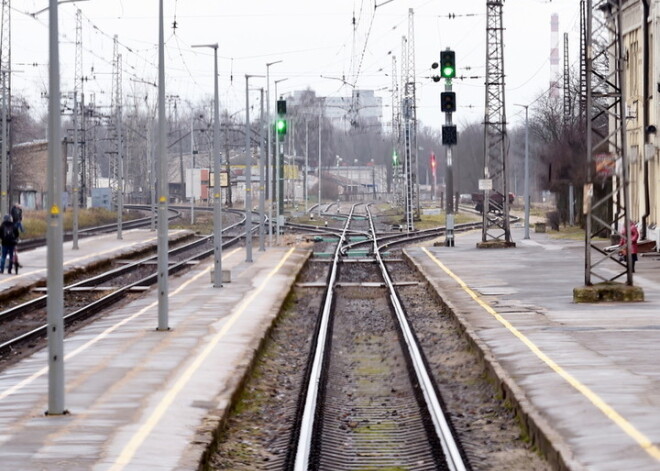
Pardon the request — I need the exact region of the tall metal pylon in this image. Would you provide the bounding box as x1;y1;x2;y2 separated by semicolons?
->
71;8;83;249
584;0;633;285
481;0;512;245
407;8;420;219
579;0;587;118
391;54;402;204
74;8;85;206
0;0;10;216
111;35;124;239
563;32;571;124
401;34;414;232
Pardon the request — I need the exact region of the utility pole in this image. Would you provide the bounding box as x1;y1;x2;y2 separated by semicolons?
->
259;88;265;251
157;0;169;329
46;0;65;416
480;0;513;247
192;43;223;287
304;119;308;213
317;108;322;218
244;75;264;262
0;0;10;216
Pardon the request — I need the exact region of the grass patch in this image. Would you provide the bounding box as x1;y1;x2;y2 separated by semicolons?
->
22;208;141;239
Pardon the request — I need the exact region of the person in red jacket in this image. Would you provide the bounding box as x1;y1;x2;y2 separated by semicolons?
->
619;221;639;272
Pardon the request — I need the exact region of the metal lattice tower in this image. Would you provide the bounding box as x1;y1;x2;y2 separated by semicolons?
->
110;36;124;218
481;0;511;244
74;8;85;204
579;0;587;118
563;32;571;124
408;8;420;219
391;54;402;204
584;0;632;285
401;34;414;232
0;0;10;215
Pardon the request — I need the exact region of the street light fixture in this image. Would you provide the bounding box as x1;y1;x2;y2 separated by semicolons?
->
192;43;224;285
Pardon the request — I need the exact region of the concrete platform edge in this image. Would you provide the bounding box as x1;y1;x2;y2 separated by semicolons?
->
190;248;312;471
403;249;586;471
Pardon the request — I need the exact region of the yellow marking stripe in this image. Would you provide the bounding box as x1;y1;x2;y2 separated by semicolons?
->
0;247;241;402
109;247;296;471
421;247;660;461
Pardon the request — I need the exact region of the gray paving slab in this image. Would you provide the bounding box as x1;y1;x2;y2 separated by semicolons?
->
0;243;309;471
405;226;660;471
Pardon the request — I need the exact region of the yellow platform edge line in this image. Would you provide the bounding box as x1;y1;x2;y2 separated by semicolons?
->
0;247;241;402
421;247;660;461
109;247;296;471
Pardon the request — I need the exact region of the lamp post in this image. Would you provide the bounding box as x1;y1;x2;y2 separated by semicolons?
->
192;43;223;285
514;104;530;239
265;60;282;245
244;75;264;261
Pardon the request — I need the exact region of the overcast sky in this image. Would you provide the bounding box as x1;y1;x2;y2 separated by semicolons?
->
14;0;581;130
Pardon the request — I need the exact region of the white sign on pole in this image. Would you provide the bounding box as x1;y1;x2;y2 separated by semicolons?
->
478;179;493;191
185;168;202;198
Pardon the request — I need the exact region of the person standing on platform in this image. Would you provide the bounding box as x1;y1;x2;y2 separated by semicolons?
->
619;221;639;272
10;203;24;233
0;215;19;274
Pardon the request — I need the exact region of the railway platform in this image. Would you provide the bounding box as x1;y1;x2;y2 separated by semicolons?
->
406;227;660;471
0;231;309;470
0;229;193;301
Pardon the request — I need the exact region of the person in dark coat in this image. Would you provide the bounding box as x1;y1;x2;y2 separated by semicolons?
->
0;214;19;274
10;203;24;233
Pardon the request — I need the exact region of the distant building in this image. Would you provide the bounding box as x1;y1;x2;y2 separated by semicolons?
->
618;0;660;244
289;89;383;131
11;139;67;210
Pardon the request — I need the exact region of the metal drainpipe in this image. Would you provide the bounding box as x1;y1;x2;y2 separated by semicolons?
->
641;0;650;240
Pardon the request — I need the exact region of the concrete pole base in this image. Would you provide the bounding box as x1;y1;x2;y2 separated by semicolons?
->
573;282;644;303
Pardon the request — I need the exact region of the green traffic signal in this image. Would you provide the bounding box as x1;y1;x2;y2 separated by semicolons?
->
440;49;456;79
276;119;287;135
392;150;399;165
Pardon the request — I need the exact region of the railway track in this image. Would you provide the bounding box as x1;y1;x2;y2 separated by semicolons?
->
0;210;247;357
291;203;468;470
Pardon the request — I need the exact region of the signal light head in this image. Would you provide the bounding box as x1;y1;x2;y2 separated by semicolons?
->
276;118;287;135
440;49;456;79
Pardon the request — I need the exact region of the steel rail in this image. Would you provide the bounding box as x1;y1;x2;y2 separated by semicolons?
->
0;219;247;354
365;204;467;471
293;203;359;471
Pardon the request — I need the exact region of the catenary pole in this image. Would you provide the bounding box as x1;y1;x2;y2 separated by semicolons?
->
46;0;65;415
259;87;265;251
193;43;223;286
245;75;253;262
156;0;169;330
